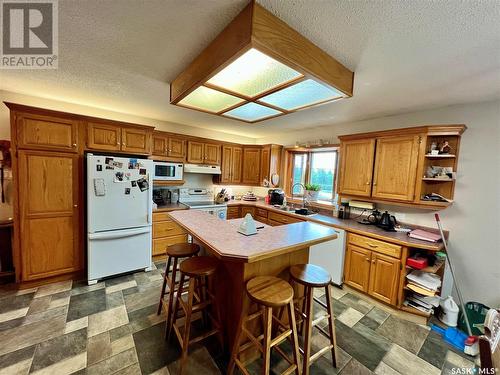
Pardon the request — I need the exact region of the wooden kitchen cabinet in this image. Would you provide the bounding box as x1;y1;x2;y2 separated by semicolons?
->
187;141;220;165
17;150;82;281
368;252;401;305
87;122;122;151
152;212;187;257
372;135;420;202
344;244;371;292
16;113;79;153
338;139;375;197
122;127;151;154
221;146;243;183
226;206;240;220
152;133;186;159
240;206;256;218
242;147;261;184
260;144;282;186
344;233;401;306
87;122;152;154
168;137;186;159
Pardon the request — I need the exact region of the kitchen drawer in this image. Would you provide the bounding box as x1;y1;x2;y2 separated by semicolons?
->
256;208;268;218
268;212;303;225
152;211;173;222
241;206;256;217
153;221;186;238
152;234;188;256
227;206;240;217
255;216;268;224
348;233;401;259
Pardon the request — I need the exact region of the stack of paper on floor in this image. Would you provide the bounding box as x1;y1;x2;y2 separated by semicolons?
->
404;270;442;313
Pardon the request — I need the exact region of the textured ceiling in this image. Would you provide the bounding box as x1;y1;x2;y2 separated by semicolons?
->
1;0;499;138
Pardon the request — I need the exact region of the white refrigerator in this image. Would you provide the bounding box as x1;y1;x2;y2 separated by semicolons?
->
87;154;153;284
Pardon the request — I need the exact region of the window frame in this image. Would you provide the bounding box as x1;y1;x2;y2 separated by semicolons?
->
285;147;339;202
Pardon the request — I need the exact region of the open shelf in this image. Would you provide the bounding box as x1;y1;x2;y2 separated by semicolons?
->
422;178;455;182
425;154;456;158
400;305;432;318
406;258;444;274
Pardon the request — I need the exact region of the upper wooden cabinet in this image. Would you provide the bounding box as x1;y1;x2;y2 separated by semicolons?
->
260;144;282;186
221;145;243;184
242;147;261;185
121;127;150;153
372;135;420;202
338;139;375;197
17;150;82;281
152;132;186;160
87;122;152;154
338;125;466;208
187;141;221;165
16;113;79;152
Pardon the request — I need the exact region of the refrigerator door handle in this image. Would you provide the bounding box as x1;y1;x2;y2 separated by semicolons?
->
89;227;151;241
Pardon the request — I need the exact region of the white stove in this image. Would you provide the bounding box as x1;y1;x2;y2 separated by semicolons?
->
179;188;227;220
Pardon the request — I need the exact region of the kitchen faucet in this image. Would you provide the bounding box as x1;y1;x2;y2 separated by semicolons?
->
291;182;308;209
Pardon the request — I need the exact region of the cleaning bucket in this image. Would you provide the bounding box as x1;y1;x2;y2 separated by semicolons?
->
439;296;459;327
458;302;490;336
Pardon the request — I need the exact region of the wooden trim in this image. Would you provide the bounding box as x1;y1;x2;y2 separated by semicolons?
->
338;125;467;141
4;102;154;130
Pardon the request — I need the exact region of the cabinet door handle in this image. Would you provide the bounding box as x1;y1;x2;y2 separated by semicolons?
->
122;142;126;146
366;181;370;185
365;257;370;262
73;204;78;208
372;260;375;264
72;143;77;147
367;243;378;248
117;142;120;145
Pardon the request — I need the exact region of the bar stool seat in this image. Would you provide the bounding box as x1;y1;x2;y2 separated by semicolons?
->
289;264;337;375
290;263;331;287
157;242;200;339
228;276;301;375
167;243;201;258
247;276;294;307
180;256;219;277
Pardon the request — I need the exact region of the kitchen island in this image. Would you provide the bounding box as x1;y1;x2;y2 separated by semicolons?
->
167;210;338;349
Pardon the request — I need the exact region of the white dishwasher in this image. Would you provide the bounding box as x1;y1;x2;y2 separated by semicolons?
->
309;228;346;286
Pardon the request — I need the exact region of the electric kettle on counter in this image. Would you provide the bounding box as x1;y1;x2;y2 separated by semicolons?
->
377;211;397;231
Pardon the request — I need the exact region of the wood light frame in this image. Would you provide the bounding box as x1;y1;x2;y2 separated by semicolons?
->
170;1;354;123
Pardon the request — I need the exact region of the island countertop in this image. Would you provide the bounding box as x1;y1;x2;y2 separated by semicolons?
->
167;210;338;262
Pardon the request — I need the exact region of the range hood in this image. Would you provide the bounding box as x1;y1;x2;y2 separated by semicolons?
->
184;163;221;175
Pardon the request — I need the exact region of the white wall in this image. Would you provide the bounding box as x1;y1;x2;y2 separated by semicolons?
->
258;100;500;307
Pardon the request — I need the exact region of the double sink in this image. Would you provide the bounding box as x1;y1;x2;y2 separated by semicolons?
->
278;205;318;216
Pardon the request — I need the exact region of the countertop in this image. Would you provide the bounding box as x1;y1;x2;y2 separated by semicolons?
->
153;202;189;212
228;200;444;251
167;210;338;262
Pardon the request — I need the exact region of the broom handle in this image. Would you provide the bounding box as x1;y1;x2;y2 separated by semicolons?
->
435;213;473;336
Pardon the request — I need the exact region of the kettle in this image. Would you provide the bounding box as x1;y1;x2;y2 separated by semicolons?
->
378;211;397;230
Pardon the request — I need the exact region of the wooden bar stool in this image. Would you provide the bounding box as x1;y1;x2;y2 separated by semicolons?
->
157;242;200;338
171;256;223;375
289;264;337;375
228;276;301;375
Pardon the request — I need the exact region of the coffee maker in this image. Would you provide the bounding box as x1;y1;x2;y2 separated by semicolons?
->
268;189;285;205
153;188;172;206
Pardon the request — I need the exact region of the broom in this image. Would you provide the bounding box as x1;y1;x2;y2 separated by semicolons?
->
434;213;478;356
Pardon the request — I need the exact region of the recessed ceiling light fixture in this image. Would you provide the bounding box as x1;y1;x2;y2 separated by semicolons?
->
170;1;354;123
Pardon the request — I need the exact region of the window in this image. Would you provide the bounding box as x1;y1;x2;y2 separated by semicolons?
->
288;150;338;201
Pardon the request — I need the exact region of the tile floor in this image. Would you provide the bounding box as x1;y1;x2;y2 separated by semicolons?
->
0;262;477;374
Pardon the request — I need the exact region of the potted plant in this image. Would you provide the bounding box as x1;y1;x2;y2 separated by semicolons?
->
304;183;321;201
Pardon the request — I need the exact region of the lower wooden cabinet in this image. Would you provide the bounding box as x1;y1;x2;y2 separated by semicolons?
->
226;206;240;220
152;212;187;257
18;150;82;281
344;244;371;292
240;206;256;218
368;252;401;305
344;233;401;306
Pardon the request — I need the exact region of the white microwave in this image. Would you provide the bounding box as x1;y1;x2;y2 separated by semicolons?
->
153;161;183;181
